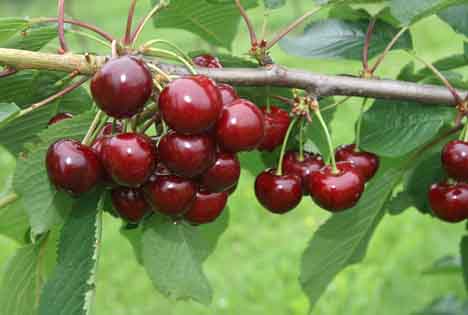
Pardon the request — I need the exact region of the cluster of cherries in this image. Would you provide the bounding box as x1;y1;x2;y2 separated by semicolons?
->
428;140;468;223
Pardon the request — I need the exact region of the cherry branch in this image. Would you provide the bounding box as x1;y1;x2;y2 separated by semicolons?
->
0;48;467;106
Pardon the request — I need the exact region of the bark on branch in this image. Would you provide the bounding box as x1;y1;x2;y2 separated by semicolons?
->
0;48;466;106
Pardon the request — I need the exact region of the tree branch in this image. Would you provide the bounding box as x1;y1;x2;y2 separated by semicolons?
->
0;48;466;106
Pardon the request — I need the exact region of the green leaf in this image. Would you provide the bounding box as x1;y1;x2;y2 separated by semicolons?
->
279;18;412;60
414;295;468;315
461;236;468;292
263;0;285;9
0;18;28;45
423;255;462;275
300;167;404;311
439;4;468;37
142;215;216;305
120;224;144;265
13;111;95;236
3;24;58;51
38;192;102;315
360;100;454;157
390;0;466;25
152;0;258;49
0;103;20;128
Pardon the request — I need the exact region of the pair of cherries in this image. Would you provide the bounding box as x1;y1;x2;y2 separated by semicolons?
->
255;144;380;214
428;140;468;223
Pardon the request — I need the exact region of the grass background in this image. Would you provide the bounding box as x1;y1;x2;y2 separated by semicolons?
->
0;0;468;314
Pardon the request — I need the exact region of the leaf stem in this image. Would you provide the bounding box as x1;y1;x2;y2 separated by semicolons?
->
355;97;369;151
362;18;376;72
276;117;298;176
123;0;138;45
19;76;89;117
320;96;351;113
370;26;409;74
131;1;169;45
57;0;69;53
235;0;257;46
314;108;337;173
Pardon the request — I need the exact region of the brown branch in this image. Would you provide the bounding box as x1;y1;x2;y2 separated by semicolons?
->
0;48;467;106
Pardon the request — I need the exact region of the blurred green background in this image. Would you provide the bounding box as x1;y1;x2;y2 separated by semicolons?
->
0;1;467;314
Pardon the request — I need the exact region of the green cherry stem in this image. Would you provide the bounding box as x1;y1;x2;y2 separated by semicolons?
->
142;39;192;65
144;48;197;75
355;97;369;151
82;110;105;146
276;117;299;176
131;1;169;45
299;117;305;161
461;121;468;142
67;29;112;48
314;108;338;173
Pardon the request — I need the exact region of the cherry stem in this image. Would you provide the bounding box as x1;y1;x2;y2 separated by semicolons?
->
82;110;105;146
0;193;18;209
142;39;192;64
19;76;89;117
406;50;463;105
90;114;109;141
266;86;271;112
266;7;322;50
123;0;137;45
131;1;169;45
53;69;79;87
276;117;298;176
314;107;337;173
299;117;305;161
144;48;196;75
235;0;257;46
57;0;68;53
0;66;17;78
140;116;158;133
370;26;409;74
355;97;369;151
362;18;376;72
273;95;294;106
34;18;115;43
461;122;468;142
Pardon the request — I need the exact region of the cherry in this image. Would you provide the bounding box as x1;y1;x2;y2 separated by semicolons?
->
335;144;379;182
441;140;468;182
192;54;223;68
428;182;468;223
46;139;103;195
258;106;291;152
144;175;196;217
99;122;123;137
199;152;240;193
217;83;239;106
216;99;265;153
282;150;325;193
158;132;216;178
307;161;365;212
254;169;302;214
90;55;153;118
159;75;222;134
48;112;73;125
100;133;157;187
184;191;228;224
111;187;149;222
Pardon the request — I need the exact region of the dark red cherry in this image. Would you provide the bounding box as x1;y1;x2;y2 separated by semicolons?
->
307;162;365;212
254;169;302;214
335;144;379;181
48;112;73;125
99;122;123;137
159;75;222;134
111;187;149;222
217;83;239;106
216;99;265;153
442;140;468;182
192;54;223;68
144;175;196;217
46;139;103;195
282;150;325;194
101;133;157;187
199;152;240;193
258;106;291;152
428;182;468;223
90;55;153;118
158;132;216;178
184;191;228;224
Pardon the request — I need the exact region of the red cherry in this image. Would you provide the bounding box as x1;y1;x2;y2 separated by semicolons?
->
111;187;149;222
217;83;239;106
216;99;265;153
46;139;103;195
282;150;325;194
192;54;223;68
101;133;157;187
48;112;73;125
428;182;468;223
90;56;153;118
258;106;291;152
335;144;380;181
307;162;365;212
159;75;222;134
442;140;468;182
199;152;240;193
158;132;216;178
144;175;196;217
99;122;123;137
254;169;302;214
184;191;228;224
